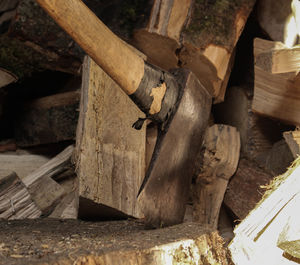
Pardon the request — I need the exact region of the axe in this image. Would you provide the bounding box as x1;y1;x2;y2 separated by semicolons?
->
36;0;212;227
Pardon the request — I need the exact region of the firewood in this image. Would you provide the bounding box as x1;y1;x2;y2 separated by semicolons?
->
74;56;146;219
133;0;255;101
224;158;274;220
15;90;80;147
0;153;50;179
0;219;232;264
0;170;41;219
253;38;300;126
193;124;240;229
256;0;298;46
255;45;300;74
21;145;74;215
283;130;300;159
265;140;294;176
229;158;300;265
214;86;289;165
0;0;83;78
0;68;17;88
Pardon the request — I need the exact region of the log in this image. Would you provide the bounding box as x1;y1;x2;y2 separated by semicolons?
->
224;158;274;220
21;146;73;215
0;0;83;78
0;68;17;88
0;219;232;264
193;124;240;229
214;86;290;165
74;56;146;219
255;45;300;74
133;0;256;101
229;157;300;265
0;170;41;219
283;130;300;159
256;0;298;46
0;153;50;179
15;90;80;147
252;38;300;126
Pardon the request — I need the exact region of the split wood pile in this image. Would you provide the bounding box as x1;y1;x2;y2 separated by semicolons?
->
0;0;299;264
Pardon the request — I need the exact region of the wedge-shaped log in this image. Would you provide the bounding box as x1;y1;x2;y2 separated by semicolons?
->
253;38;300;126
36;0;212;226
283;130;300;159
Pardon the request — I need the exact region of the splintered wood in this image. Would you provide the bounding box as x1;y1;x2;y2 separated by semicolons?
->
75;56;146;219
193;124;240;229
253;38;300;125
229;158;300;265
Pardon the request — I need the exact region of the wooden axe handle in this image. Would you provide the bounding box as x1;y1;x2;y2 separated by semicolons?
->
36;0;145;95
36;0;180;127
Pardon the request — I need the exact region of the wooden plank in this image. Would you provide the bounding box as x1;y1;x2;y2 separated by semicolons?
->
229;158;300;265
193;124;240;229
74;57;146;219
0;170;41;220
0;219;232;265
253;38;300;126
15;90;80;147
283;130;300;159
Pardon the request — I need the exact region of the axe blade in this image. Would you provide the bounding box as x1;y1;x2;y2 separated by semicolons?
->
138;68;212;228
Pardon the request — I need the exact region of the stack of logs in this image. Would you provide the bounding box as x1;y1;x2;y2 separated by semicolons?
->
0;0;299;264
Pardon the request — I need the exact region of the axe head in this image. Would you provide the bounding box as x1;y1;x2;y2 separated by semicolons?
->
138;68;212;228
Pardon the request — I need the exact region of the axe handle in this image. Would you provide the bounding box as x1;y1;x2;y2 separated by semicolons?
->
36;0;145;96
36;0;180;126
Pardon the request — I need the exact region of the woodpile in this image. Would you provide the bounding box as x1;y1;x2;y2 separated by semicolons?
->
0;0;299;264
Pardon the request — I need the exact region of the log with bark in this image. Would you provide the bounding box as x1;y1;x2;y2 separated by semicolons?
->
0;219;232;264
74;56;146;219
252;38;300;126
193;124;240;229
133;0;256;102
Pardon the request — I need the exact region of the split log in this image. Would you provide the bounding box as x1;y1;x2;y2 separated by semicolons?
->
253;38;300;126
229;158;300;265
21;146;73;215
193;124;240;229
75;56;146;219
256;0;298;46
0;170;41;219
15;90;80;147
0;219;232;264
214;86;290;165
0;0;83;78
133;0;256;101
0;153;50;179
224;158;274;220
283;130;300;159
0;68;17;88
265;140;294;176
255;45;300;74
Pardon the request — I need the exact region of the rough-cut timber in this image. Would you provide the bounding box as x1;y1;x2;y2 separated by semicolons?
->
224;158;274;220
0;170;41;220
0;219;232;265
193;124;240;229
15;90;80;147
21;146;73;215
283;130;300;159
0;68;17;88
75;57;146;219
0;0;83;78
138;69;211;227
133;0;256;102
214;86;289;165
256;0;298;46
253;38;300;126
229;158;300;265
